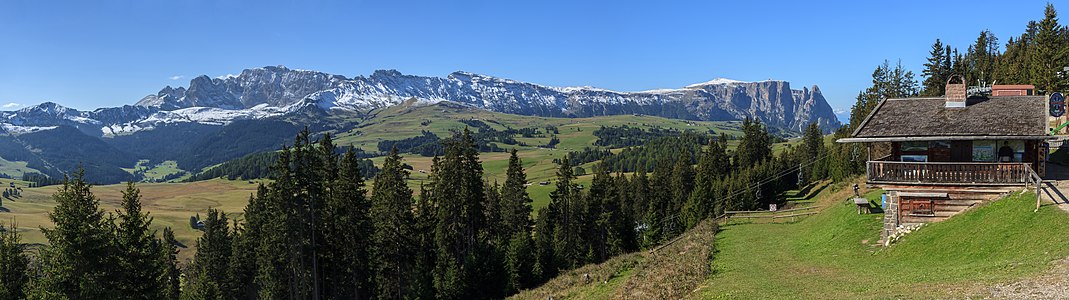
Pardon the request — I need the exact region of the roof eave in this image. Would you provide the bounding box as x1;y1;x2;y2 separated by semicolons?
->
837;135;1056;143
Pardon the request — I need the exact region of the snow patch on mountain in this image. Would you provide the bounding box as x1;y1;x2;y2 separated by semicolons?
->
2;124;57;134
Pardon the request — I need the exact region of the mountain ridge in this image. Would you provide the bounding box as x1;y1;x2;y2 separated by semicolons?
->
5;66;839;135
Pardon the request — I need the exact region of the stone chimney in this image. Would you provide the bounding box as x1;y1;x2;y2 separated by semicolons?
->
945;75;966;108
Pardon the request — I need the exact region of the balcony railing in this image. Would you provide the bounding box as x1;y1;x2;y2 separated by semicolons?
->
866;161;1032;185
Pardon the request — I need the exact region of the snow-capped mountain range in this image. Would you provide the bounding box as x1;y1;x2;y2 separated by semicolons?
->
1;65;840;136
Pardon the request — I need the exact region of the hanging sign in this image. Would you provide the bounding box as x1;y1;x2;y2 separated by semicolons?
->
1051;92;1065;117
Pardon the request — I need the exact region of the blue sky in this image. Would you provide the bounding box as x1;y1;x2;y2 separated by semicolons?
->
0;0;1060;122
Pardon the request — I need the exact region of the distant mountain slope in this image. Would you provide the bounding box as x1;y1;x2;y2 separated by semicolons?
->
0;66;838;137
133;66;839;132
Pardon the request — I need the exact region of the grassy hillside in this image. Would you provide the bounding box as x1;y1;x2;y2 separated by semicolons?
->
699;186;1069;298
0;178;259;263
342;102;750;211
516;179;1069;299
511;218;718;299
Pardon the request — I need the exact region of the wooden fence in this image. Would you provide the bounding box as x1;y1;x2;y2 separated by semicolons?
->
723;206;819;224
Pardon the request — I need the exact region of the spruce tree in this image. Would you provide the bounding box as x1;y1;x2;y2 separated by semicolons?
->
0;221;29;300
1030;3;1069;93
32;169;120;299
504;231;535;293
921;38;950;96
411;181;438;299
629;169;651;225
184;208;232;299
734;118;772;169
801;122;826;181
161;227;181;300
370;148;416;299
432;129;492;299
683;137;730;228
321;148;374;299
668;149;694;236
532;205;557;282
499;149;533;240
643;157;673;247
114;182;168;299
548;156;586;269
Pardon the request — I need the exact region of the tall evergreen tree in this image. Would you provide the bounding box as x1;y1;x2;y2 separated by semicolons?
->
629;169;651;229
668;149;694;236
183;209;232;299
0;221;29;300
643;157;673;247
32;169;120;299
683;137;730;228
1030;3;1069;93
114;182;168;299
801;122;827;181
320;147;374;299
411;181;438;299
921;38;951;96
965;30;1000;84
733;118;772;169
547;156;586;270
160;227;181;300
499;149;533;240
432;129;493;299
370;148;417;299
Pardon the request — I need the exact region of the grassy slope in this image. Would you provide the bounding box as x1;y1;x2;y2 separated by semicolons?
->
699;184;1069;299
124;160;185;182
344;102;748;212
511;219;718;299
0;157;42;178
517;179;1069;299
0;178;259;263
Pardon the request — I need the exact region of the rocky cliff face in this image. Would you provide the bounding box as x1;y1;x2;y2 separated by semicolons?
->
5;66;839;136
134;66;840;132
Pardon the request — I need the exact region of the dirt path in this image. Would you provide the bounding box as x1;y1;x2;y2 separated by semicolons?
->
986;258;1069;299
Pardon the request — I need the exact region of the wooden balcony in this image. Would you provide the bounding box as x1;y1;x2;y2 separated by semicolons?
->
866;161;1033;185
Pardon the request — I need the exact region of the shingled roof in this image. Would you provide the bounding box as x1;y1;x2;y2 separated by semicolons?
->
843;95;1049;141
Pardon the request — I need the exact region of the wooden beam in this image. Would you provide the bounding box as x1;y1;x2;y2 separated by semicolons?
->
838;136;1057;143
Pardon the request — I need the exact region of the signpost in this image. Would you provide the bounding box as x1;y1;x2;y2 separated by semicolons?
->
1051;92;1065;117
1048;92;1067;135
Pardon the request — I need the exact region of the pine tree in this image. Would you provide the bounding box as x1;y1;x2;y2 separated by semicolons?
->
683;137;730;228
114;182;168;299
548;156;586;270
500;149;535;292
966;30;1000;84
921;38;950;96
183;208;232;299
32;168;120;299
370;147;417;299
532;205;557;282
611;172;638;253
160;227;181;300
801;122;826;181
0;221;29;300
668;149;694;236
504;231;535;293
733;118;772;169
432;129;493;299
411;181;438;299
629;170;651;223
1030;3;1069;93
499;149;533;240
321;147;374;299
643;157;673;247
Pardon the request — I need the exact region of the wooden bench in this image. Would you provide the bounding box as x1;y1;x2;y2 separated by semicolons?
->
853;197;871;214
